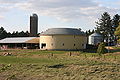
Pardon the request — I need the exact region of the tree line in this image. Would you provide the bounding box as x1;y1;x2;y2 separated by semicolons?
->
0;27;29;39
86;12;120;43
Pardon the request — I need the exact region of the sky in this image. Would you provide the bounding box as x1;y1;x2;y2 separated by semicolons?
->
0;0;120;33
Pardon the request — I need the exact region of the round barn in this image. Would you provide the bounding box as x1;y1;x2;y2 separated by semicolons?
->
40;28;87;50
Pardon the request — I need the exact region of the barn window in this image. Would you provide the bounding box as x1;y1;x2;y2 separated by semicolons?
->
52;35;53;38
74;44;76;46
41;43;46;48
51;43;53;46
82;44;84;46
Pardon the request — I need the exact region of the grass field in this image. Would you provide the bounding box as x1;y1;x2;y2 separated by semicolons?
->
0;49;120;80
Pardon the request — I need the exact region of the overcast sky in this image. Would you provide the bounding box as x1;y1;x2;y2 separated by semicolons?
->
0;0;120;33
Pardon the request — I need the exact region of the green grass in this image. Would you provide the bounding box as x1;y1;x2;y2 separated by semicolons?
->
0;56;55;64
0;49;120;80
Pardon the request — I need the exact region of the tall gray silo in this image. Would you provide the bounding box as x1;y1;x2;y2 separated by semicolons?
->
89;33;103;45
30;14;38;37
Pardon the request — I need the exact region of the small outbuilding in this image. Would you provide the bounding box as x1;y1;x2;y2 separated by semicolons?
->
88;32;103;45
0;37;39;49
40;28;87;50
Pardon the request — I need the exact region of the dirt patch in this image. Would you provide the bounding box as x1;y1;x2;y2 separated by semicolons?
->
65;52;80;56
105;47;114;50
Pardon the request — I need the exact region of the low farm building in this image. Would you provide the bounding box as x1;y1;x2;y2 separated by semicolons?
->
40;28;87;50
89;33;103;45
0;37;39;49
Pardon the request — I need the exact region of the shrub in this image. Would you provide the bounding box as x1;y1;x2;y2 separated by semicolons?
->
97;42;107;55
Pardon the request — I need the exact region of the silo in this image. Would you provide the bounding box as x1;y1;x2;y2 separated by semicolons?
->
89;33;103;45
30;14;38;37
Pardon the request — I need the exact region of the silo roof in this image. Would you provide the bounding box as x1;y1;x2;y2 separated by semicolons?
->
31;14;38;17
40;28;85;35
90;33;102;37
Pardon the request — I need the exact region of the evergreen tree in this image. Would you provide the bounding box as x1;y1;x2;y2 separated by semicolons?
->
0;27;30;38
11;31;16;37
7;32;12;37
112;14;120;44
95;12;113;41
0;27;8;39
25;31;29;36
92;29;95;33
112;14;120;30
114;23;120;43
85;29;95;36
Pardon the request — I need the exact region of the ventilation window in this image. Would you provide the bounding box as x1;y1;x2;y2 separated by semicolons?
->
74;44;76;46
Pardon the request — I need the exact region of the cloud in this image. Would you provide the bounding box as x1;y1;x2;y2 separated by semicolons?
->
0;0;119;21
0;0;26;4
0;0;26;19
0;0;27;11
0;6;12;19
0;15;4;19
0;0;119;30
16;0;119;22
27;0;98;8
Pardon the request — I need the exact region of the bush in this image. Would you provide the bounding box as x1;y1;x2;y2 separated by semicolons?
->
97;42;107;55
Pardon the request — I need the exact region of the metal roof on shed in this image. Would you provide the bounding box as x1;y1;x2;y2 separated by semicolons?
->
40;28;85;35
0;37;39;43
89;33;102;37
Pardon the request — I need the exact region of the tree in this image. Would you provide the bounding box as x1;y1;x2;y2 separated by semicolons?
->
0;26;30;38
11;31;16;37
97;42;106;55
111;14;120;44
10;31;29;37
95;12;113;41
25;31;29;36
18;31;29;37
0;27;8;39
112;14;120;30
7;32;12;37
85;29;95;36
114;23;120;43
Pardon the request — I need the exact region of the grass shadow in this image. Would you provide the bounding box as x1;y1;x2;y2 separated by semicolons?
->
48;64;65;68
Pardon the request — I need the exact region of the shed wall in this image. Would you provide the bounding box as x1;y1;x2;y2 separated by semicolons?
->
89;36;103;45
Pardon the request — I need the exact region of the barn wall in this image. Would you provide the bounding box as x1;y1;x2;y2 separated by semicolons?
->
40;35;87;50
